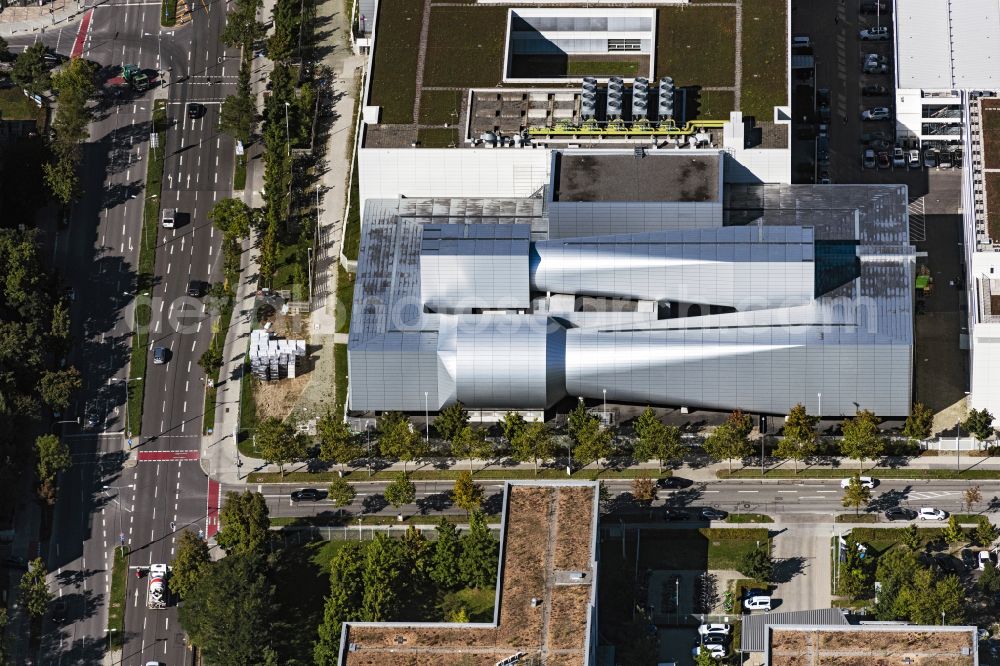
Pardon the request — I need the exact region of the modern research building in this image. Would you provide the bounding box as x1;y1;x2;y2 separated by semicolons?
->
344;0;915;418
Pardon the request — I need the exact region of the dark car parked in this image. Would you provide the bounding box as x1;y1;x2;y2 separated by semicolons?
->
291;488;323;502
701;508;729;521
664;508;691;521
657;477;693;489
885;506;918;521
862;84;889;97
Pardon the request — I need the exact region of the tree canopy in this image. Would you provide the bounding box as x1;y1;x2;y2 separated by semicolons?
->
434;402;469;443
963;408;995;440
902;402;934;440
171;530;211;599
452;471;483;516
775;403;819;472
254;416;309;477
703;422;752;473
840;410;885;471
510;420;553;474
384;472;416;509
215;490;270;555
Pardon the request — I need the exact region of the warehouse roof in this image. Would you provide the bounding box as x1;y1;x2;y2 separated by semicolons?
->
767;625;978;665
553;153;721;202
741;608;849;653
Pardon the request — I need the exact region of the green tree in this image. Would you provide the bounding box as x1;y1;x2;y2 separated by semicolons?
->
837;533;868;599
35;434;70;502
179;553;273;665
903;402;934;440
361;534;405;620
38;367;81;411
434;401;469;444
314;543;367;663
50;58;96;146
430;519;463;590
215;490;270;555
384;471;416;509
975;516;998;546
452;470;483;516
510;420;553;475
219;66;255;144
573;416;613;469
0;36;9;61
633;414;682;473
43;155;79;207
447;607;469;623
739;545;773;583
317;411;362;468
965;485;982;513
693;647;717;666
934;574;965;624
267;0;300;61
18;558;51;618
221;0;265;49
873;547;919;619
941;515;965;545
633;406;659;441
50;299;70;354
567;399;590;443
460;511;498;589
208;197;253;239
980;561;1000;596
328;477;357;510
902;523;921;551
840;409;885;472
450;425;491;470
727;409;754;438
378;414;426;472
254;416;308;477
197;344;224;377
500;411;526;445
775;403;819;472
170;530;211;600
841;476;872;516
703;422;752;473
963;408;995;441
11;43;51;96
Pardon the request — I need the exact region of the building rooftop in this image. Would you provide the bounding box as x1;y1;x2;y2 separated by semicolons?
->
339;482;599;666
363;0;788;148
895;0;1000;90
553;153;720;202
741;608;849;653
767;625;978;665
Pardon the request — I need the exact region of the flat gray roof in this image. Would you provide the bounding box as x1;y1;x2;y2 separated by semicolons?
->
553;153;720;203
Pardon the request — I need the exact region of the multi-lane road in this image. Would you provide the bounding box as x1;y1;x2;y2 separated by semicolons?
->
9;0;237;662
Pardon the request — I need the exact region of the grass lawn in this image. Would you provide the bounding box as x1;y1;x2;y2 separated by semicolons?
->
233;152;247;190
250;467;668;483
0;86;44;123
596;527;768;572
656;6;736;87
272;237;309;298
726;513;773;524
740;0;787;119
981;100;1000;168
704;528;770;570
127;100;168;437
566;60;640;77
440;587;495;622
334;343;348;416
835;513;877;523
160;0;178;26
696;89;736;120
336;264;354;335
847;527;947;554
418;89;464;125
342;160;360;261
107;547;128;650
369;0;424;123
271;513;502;527
417;127;458;147
719;467;1000;480
423;6;507;88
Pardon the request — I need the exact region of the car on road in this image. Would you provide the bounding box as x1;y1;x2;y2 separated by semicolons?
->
877;151;890;169
152;346;168;365
884;506;917;521
664;508;691;521
51;600;67;623
743;594;772;611
918;507;948;521
908;149;921;169
840;476;877;489
291;488;323;502
859;26;889;40
186;279;203;297
657;477;693;489
924;148;938;168
863;149;876;169
187;102;204;119
84;404;101;429
861;84;889;97
892;147;906;167
701;508;728;521
862;107;892;121
698;623;732;636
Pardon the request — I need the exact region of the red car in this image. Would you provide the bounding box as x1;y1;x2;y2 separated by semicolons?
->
877;151;890;169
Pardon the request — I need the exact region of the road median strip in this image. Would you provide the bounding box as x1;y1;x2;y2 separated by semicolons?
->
107;546;128;651
717;467;1000;480
248;467;670;483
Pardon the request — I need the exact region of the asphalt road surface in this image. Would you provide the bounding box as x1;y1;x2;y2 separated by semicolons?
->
10;0;237;662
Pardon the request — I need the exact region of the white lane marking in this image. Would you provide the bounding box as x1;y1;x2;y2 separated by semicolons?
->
167;263;171;274
737;490;759;493
183;401;187;412
187;361;192;372
191;340;197;351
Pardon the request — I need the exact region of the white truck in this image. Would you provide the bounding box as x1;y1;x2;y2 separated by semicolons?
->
147;564;170;609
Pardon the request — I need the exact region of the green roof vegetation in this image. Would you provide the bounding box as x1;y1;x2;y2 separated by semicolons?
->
566;59;641;77
740;0;788;120
368;0;423;124
987;172;1000;241
418;127;459;147
981;100;1000;169
656;6;736;88
0;85;44;123
423;5;507;87
697;89;736;121
418;89;464;125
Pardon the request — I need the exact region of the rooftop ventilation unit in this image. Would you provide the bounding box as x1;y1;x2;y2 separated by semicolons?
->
581;76;598;119
658;76;675;120
632;77;649;119
607;76;624;119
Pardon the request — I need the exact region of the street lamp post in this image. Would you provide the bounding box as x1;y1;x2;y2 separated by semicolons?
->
424;392;429;443
602;389;607;424
817;392;822;418
365;420;372;477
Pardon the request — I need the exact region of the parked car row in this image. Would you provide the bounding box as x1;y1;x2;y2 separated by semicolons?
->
692;624;732;661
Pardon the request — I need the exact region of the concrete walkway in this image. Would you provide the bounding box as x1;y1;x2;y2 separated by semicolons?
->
0;0;91;37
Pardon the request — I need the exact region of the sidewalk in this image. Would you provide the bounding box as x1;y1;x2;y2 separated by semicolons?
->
0;0;91;37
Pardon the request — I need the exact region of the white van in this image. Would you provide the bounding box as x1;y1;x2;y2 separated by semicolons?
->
161;208;176;228
744;595;772;611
